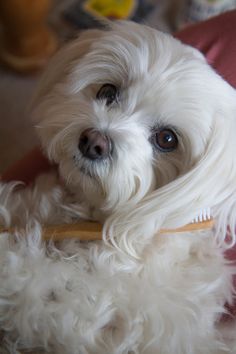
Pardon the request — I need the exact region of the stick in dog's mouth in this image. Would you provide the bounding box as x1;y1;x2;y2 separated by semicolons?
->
0;218;214;242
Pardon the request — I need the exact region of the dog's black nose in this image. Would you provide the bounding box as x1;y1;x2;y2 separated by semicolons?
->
78;128;112;160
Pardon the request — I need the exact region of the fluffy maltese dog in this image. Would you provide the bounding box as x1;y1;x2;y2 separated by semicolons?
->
1;21;236;354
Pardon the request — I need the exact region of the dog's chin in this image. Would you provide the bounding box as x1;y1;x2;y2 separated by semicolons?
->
58;156;110;209
79;165;96;179
79;165;110;189
72;154;110;179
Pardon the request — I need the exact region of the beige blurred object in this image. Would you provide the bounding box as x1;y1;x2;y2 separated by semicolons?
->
185;0;236;24
168;0;236;30
0;0;58;73
165;0;187;31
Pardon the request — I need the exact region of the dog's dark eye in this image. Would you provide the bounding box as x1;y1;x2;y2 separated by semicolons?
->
151;128;178;152
96;84;118;106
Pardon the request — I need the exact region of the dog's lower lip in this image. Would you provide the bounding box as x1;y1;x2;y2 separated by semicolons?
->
72;155;92;176
79;166;94;178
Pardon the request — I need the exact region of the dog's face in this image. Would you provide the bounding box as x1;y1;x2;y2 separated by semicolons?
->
32;22;236;251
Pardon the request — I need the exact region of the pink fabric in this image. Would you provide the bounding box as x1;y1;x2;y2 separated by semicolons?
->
175;10;236;89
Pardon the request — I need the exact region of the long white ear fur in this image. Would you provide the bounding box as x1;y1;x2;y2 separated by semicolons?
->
104;70;236;257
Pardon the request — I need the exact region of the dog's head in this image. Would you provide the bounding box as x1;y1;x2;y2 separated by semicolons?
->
31;21;236;255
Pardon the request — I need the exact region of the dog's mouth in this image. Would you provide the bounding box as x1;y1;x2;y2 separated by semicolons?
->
73;154;111;180
79;165;95;178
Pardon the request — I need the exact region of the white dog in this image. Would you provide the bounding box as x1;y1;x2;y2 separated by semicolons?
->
1;21;236;354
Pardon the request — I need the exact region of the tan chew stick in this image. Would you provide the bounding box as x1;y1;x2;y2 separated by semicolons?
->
0;219;214;241
42;222;103;241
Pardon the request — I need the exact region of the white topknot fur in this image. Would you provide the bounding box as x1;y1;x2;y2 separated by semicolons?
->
1;21;236;353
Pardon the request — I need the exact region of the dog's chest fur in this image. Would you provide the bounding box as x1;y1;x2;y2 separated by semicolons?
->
0;174;231;353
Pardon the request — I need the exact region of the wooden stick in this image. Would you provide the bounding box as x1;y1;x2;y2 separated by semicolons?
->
42;222;103;241
0;219;214;241
159;219;214;234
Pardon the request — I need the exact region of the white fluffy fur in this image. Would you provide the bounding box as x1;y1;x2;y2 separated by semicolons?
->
0;21;236;353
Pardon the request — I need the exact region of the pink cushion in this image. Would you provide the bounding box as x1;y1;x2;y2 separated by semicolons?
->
175;10;236;89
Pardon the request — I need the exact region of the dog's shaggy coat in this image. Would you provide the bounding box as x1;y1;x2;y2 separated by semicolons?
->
0;21;236;353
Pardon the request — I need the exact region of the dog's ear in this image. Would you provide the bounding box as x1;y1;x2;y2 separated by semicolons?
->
30;28;105;109
209;94;236;247
29;28;107;160
105;72;236;257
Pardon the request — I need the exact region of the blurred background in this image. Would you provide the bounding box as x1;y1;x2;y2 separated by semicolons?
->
0;0;236;174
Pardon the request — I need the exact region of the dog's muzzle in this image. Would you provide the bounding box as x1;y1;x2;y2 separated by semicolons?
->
78;128;112;160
